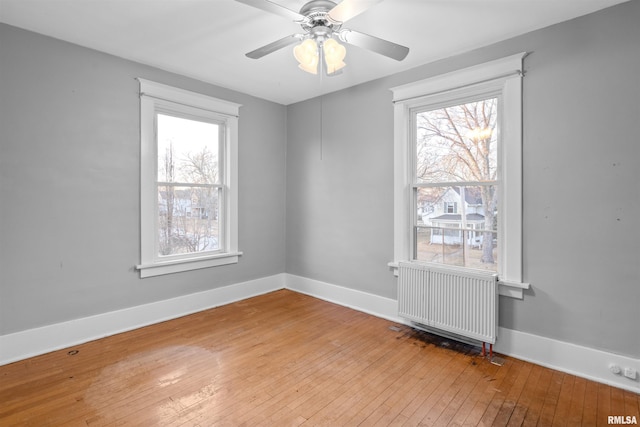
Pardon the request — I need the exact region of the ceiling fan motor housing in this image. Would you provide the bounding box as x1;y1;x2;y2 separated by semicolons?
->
299;0;338;17
300;0;342;42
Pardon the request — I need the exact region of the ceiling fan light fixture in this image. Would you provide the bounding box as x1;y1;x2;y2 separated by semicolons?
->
294;39;319;74
293;37;346;75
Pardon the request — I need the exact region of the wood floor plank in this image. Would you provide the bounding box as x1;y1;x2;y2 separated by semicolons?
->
492;359;534;426
597;381;612;427
477;357;525;426
505;363;545;426
538;370;566;425
566;376;587;426
1;289;637;427
625;390;640;419
521;365;554;427
551;372;576;426
582;378;599;426
610;385;628;418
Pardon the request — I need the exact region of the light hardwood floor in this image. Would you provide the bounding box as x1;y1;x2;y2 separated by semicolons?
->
1;289;638;426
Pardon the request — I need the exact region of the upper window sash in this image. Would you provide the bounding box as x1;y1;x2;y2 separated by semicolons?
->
390;53;530;298
155;109;225;188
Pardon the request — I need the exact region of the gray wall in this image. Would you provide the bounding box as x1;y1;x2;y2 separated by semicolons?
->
0;24;287;334
286;85;396;296
286;1;639;358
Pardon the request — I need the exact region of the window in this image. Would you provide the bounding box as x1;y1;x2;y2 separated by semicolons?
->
415;98;499;272
443;202;458;214
390;53;529;297
156;113;221;256
136;79;242;278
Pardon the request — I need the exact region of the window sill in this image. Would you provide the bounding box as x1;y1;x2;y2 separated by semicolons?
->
387;261;530;299
137;251;242;278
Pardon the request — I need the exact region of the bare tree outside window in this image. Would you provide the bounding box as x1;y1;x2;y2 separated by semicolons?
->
415;98;498;270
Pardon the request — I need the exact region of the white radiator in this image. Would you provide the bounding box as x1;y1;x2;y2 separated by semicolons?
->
398;262;498;345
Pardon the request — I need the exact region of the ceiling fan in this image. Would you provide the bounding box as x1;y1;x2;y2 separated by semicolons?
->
236;0;410;75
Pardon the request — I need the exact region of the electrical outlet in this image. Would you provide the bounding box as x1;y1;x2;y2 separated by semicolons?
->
623;367;637;379
610;364;621;374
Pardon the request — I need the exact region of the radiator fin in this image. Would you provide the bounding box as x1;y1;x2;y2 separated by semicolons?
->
398;262;498;344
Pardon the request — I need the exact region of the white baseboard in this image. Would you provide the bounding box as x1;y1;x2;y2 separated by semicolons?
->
495;327;639;393
285;274;401;323
285;274;639;394
0;274;285;366
2;272;637;394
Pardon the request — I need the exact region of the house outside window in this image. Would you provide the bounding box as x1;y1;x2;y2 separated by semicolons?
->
136;79;242;278
391;53;529;296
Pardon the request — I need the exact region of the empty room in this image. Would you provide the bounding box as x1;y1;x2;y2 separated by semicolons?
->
0;0;638;425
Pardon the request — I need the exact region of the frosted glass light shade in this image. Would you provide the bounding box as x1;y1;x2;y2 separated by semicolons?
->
323;38;346;74
294;39;319;75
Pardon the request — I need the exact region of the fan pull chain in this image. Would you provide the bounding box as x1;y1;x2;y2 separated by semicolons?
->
319;44;324;161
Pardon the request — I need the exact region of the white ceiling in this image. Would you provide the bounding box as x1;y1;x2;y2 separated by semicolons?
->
0;0;628;105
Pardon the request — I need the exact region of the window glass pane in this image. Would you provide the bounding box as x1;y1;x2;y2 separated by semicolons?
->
416;185;497;271
416;98;498;184
157;185;220;256
157;114;220;185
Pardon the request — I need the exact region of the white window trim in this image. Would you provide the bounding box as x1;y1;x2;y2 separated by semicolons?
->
389;53;530;298
136;79;242;278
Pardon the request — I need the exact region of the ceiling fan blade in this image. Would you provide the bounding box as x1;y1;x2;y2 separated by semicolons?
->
340;29;409;61
246;34;303;59
235;0;304;22
328;0;384;23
